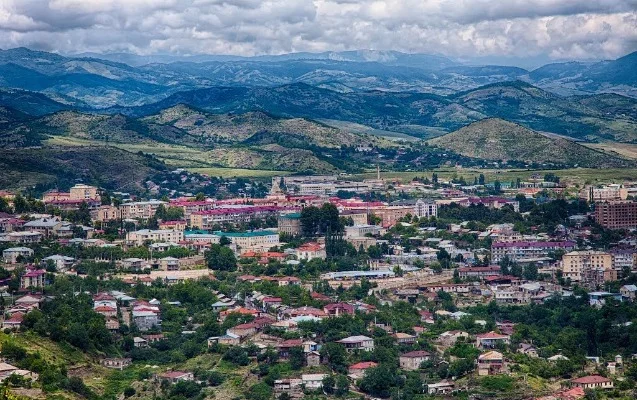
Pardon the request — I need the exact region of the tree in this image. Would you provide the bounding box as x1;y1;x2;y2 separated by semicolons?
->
322;375;335;395
359;365;397;398
206;244;237;271
493;180;502;194
523;263;538;280
335;375;349;397
478;174;485;185
246;383;272;400
195;192;205;201
320;343;348;374
289;346;305;370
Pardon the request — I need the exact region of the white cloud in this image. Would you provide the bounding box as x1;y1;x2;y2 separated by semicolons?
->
0;0;635;60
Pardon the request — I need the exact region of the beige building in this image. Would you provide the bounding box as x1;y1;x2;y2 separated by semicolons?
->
69;184;99;201
277;213;301;236
215;231;280;250
562;251;613;283
399;351;431;371
121;200;166;220
580;185;628;203
126;229;184;246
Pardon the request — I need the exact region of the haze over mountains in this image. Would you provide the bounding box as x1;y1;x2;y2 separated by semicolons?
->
1;47;636;109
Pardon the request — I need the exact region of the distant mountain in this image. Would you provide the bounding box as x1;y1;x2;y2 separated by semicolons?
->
428;118;633;168
0;88;74;115
2;47;636;109
527;52;637;97
112;81;637;143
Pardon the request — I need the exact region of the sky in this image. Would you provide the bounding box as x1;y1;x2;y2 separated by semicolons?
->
0;0;636;63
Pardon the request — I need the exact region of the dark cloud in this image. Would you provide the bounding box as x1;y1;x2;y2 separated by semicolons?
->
0;0;635;60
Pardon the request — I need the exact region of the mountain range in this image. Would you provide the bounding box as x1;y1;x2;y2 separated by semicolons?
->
1;47;637;191
1;47;636;109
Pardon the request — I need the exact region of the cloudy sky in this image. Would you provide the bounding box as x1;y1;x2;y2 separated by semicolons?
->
0;0;636;62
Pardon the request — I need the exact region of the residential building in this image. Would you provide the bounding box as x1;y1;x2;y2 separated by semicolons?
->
620;284;637;301
20;269;46;290
158;371;194;384
393;332;417;345
457;266;501;279
580;185;628;203
427;381;454;395
491;241;576;263
562;251;614;284
101;358;132;370
337;335;374;352
570;375;613;390
120;200;166;220
277;213;301;236
348;361;378;378
23;217;63;237
42;255;75;271
594;201;637;230
296;242;326;260
302;374;327;390
476;332;511;349
399;351;431;371
132;310;161;331
518;343;539;358
3;231;43;244
214;230;279;250
2;247;33;264
414;199;437;218
126;229;184;246
477;351;505;376
69;184;99;201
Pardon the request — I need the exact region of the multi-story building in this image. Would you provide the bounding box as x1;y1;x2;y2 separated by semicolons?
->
69;184;100;201
595;201;637;230
580;185;628;203
491;241;576;263
190;206;288;229
92;205;121;222
414;199;438;218
126;229;184;246
121;200;167;220
611;249;637;273
20;269;47;289
168;200;215;219
277;213;301;236
214;230;279;250
561;251;614;283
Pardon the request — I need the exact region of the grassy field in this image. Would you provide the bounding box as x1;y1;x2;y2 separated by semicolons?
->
44;136;637;183
189;167;289;178
584;142;637;160
354;167;637;185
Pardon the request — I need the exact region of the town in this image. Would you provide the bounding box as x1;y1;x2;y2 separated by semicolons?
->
0;170;636;400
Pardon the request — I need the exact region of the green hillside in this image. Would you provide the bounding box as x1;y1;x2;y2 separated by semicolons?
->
429;118;634;168
0;145;167;191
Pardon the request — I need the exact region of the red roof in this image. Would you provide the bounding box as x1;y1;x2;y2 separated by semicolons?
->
279;339;303;348
94;306;117;312
349;361;378;370
160;371;191;379
571;375;612;384
477;331;510;339
311;292;331;301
